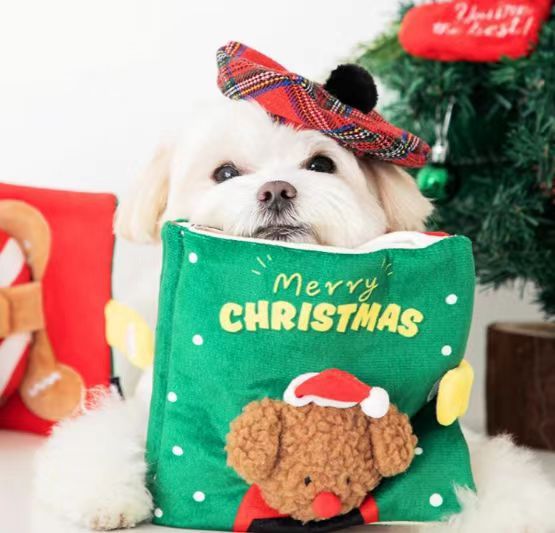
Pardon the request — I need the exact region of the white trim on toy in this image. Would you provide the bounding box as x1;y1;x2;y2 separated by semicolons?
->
283;372;360;410
282;372;390;419
178;222;450;256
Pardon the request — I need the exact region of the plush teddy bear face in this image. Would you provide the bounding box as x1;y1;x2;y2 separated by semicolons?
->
257;403;382;522
226;398;416;523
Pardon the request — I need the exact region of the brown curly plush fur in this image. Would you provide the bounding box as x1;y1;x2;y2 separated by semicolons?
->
226;399;417;523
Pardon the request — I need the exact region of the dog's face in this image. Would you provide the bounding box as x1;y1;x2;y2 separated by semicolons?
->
116;99;432;247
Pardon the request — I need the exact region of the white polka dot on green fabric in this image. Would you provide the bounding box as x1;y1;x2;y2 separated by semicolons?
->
154;508;163;518
441;345;453;356
167;391;178;402
188;252;198;264
193;491;205;502
172;445;184;456
429;493;443;507
445;294;458;305
192;334;204;346
415;447;423;455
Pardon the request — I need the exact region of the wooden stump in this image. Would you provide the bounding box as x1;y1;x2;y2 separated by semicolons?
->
487;322;555;450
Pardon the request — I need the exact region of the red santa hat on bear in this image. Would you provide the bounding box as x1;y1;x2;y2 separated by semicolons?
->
283;369;390;419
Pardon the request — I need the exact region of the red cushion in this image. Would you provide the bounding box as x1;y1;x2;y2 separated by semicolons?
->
399;0;550;62
0;183;116;434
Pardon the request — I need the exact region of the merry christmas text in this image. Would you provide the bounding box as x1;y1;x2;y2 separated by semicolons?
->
218;272;424;336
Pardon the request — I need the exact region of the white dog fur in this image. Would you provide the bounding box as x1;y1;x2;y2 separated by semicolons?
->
35;99;555;532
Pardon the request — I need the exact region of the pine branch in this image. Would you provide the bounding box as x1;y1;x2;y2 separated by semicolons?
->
356;5;555;317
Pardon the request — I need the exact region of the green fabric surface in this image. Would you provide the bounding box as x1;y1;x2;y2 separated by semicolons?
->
147;223;476;531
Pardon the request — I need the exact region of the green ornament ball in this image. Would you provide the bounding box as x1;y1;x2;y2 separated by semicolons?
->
416;165;451;201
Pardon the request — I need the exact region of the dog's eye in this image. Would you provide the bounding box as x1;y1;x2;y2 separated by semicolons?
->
346;477;351;485
213;163;240;183
304;476;312;486
305;155;336;174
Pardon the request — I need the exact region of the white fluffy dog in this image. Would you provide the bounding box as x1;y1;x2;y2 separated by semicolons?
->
34;99;555;532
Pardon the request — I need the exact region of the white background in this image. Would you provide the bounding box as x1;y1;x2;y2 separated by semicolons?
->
0;0;544;431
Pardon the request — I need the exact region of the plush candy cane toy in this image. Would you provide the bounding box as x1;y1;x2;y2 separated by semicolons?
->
0;200;85;421
0;228;32;402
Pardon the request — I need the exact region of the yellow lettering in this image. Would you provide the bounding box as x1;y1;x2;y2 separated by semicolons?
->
311;303;336;332
297;302;313;331
336;304;359;333
377;303;401;332
219;303;243;333
306;280;321;297
221;298;424;337
359;277;379;303
244;301;269;331
271;301;297;330
273;273;303;296
351;303;382;331
346;279;363;294
325;280;344;295
397;308;424;338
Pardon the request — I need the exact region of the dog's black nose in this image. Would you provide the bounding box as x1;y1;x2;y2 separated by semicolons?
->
257;181;297;210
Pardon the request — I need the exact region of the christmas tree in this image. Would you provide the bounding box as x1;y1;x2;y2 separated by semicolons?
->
356;3;555;316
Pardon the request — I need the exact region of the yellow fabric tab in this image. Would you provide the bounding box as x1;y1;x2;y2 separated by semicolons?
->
105;299;154;369
436;360;474;426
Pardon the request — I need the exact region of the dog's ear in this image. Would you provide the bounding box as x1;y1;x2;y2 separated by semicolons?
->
226;399;283;484
369;404;417;477
114;144;173;243
363;160;433;232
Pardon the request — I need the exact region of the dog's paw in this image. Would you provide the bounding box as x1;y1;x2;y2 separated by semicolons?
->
82;491;153;530
36;469;153;531
443;432;555;533
37;470;153;530
88;512;142;530
34;392;152;530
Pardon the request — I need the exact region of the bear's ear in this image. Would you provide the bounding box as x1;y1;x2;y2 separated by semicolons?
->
369;404;417;477
226;398;283;484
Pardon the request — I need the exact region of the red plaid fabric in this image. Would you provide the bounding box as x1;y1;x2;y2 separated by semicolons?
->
217;41;430;168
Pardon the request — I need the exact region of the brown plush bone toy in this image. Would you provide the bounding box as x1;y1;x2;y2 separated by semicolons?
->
0;200;85;421
226;370;417;524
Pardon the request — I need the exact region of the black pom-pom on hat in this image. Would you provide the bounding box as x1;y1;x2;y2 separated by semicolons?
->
324;64;378;114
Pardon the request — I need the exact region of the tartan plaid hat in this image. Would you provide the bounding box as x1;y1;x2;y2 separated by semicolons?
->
216;41;430;168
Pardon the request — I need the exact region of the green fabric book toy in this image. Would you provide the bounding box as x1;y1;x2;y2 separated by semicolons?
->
146;222;476;531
